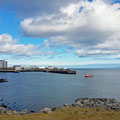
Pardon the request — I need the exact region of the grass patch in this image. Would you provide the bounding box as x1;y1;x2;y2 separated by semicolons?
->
0;107;120;120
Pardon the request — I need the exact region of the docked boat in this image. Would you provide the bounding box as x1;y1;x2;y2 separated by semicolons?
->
85;74;93;77
0;78;8;83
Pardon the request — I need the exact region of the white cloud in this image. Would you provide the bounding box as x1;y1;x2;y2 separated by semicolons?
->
0;34;39;56
20;0;120;58
96;33;120;49
75;49;116;57
0;34;55;57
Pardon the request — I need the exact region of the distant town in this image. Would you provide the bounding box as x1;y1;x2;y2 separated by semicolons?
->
0;60;76;74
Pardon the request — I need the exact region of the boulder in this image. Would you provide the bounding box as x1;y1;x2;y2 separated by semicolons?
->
74;101;84;107
0;107;9;114
1;103;8;108
12;110;19;114
30;110;35;113
41;108;52;114
73;98;120;111
51;107;58;111
19;109;27;115
6;110;13;115
63;104;71;107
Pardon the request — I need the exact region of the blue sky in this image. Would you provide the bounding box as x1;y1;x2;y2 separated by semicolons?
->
0;0;120;67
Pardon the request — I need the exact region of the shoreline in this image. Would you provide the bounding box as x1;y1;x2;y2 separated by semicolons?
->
1;98;120;115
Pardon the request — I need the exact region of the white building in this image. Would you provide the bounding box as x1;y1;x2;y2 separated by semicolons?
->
46;66;58;69
21;66;31;70
14;65;21;70
39;66;45;69
0;60;7;69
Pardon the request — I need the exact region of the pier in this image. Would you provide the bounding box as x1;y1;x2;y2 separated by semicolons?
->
0;70;20;73
0;68;76;74
20;68;76;74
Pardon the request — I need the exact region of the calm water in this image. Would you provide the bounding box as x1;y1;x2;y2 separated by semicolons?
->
0;69;120;112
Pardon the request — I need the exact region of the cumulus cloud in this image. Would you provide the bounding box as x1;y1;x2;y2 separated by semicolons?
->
20;0;120;57
75;49;116;57
1;0;120;58
96;33;120;49
0;34;55;57
0;34;39;56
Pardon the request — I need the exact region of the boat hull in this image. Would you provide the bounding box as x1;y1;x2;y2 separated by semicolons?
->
85;76;93;77
85;74;93;77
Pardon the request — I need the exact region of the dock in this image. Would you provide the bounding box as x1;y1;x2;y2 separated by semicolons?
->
20;69;76;74
0;70;20;73
48;69;76;74
0;68;76;74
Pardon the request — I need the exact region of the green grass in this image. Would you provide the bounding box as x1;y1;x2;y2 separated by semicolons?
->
0;107;120;120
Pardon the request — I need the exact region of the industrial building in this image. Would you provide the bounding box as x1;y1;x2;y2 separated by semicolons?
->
0;60;7;69
14;65;21;70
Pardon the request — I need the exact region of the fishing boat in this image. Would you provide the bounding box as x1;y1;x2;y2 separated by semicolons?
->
0;78;8;83
85;74;93;77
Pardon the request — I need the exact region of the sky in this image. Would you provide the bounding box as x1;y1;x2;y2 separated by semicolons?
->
0;0;120;67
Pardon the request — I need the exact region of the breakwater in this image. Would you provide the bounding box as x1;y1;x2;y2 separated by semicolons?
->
0;69;76;74
20;69;76;74
0;70;19;73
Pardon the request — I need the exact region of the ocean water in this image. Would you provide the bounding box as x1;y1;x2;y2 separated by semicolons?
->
0;69;120;112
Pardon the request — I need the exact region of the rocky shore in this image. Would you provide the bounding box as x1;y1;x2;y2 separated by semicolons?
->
40;98;120;113
1;98;120;115
0;106;27;115
66;98;120;111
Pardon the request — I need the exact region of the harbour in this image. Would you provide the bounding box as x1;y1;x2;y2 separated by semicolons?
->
0;69;120;112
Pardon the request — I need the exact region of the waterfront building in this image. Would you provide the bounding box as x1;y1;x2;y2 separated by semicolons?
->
21;66;31;70
0;60;7;69
39;66;45;69
14;65;21;70
47;66;57;69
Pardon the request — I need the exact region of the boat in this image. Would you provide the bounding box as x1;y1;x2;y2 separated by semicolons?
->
0;78;8;83
85;74;93;77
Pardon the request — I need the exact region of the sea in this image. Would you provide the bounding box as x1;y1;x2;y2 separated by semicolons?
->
0;68;120;112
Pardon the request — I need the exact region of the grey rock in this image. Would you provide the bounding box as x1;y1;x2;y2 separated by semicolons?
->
72;98;120;111
77;103;84;107
12;110;19;114
71;103;77;107
83;99;90;104
6;110;13;115
1;103;8;108
30;110;35;113
41;108;52;114
74;103;84;107
19;109;27;115
0;107;9;114
63;104;71;107
0;107;27;115
51;107;58;111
